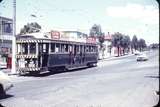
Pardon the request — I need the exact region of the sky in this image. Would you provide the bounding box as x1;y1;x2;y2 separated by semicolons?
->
0;0;159;44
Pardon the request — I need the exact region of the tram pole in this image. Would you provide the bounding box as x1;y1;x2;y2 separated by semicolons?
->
11;0;16;74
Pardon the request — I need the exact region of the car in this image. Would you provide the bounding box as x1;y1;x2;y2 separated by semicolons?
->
136;53;148;61
134;50;141;55
0;71;13;97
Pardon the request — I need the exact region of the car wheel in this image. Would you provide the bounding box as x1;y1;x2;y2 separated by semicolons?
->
0;84;6;97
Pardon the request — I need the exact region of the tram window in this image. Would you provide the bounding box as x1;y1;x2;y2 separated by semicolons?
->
89;46;91;52
55;43;60;52
22;43;28;54
61;44;65;52
86;46;89;52
43;44;46;52
69;45;73;53
91;46;93;52
80;45;83;53
76;45;80;53
17;44;21;54
51;43;55;52
64;44;68;52
84;46;86;52
93;46;95;52
30;43;36;54
92;46;94;52
38;44;42;53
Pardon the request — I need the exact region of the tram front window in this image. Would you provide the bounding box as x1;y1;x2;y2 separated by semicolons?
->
30;43;36;54
22;43;28;54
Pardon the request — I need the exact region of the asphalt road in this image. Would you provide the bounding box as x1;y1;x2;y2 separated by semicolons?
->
0;50;159;107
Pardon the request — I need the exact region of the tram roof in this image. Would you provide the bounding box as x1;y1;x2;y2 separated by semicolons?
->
17;32;97;44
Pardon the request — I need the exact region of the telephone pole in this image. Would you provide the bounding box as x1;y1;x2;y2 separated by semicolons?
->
11;0;16;73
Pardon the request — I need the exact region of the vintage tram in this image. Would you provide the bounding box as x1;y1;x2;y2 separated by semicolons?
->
16;31;98;75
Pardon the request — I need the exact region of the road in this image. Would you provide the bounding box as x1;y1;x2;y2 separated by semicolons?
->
0;50;159;107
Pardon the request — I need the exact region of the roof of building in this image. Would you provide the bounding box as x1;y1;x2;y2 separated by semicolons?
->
0;16;12;21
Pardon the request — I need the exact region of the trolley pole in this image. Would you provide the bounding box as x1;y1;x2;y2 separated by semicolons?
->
11;0;16;74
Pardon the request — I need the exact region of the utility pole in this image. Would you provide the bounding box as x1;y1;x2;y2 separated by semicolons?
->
11;0;16;74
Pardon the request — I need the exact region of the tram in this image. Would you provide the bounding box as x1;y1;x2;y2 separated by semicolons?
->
16;31;98;75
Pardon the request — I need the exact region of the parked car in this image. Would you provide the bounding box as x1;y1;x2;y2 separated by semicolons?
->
134;50;141;55
0;71;13;97
136;53;148;61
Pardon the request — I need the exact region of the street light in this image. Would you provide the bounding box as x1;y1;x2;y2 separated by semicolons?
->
11;0;16;74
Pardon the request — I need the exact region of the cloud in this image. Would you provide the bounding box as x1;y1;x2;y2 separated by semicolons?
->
106;4;159;24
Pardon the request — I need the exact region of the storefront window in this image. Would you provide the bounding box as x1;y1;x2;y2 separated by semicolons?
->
2;21;12;34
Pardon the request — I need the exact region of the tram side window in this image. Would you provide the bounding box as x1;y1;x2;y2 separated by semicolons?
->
80;45;83;53
30;43;36;54
93;46;96;52
64;44;68;52
76;45;80;53
42;43;49;53
61;44;65;53
22;43;28;54
86;46;89;52
61;44;69;53
69;45;73;53
89;46;91;52
51;43;55;52
91;46;94;52
43;44;46;53
55;43;60;53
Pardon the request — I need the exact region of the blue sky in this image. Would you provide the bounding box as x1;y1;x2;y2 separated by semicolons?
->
0;0;159;44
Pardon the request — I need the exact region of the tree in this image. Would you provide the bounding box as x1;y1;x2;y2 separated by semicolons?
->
20;22;41;34
138;38;146;51
89;24;105;48
111;32;123;57
89;24;102;37
121;35;131;55
131;35;138;53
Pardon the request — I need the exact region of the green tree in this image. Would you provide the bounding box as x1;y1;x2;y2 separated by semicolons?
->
20;22;41;34
111;32;123;57
89;24;105;48
89;24;102;37
121;35;131;55
138;38;146;51
131;35;138;53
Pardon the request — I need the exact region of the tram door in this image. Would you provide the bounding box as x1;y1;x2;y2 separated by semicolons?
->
38;43;49;67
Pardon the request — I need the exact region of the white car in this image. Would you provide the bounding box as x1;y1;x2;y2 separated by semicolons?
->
134;50;141;55
0;71;13;97
136;53;148;61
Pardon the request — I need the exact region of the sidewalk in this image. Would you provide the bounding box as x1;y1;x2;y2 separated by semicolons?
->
99;53;134;62
0;68;17;76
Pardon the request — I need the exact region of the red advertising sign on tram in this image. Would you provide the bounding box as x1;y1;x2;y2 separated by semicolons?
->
51;31;60;39
86;37;96;43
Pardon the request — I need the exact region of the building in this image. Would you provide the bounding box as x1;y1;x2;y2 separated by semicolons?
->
0;16;13;64
98;32;112;59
